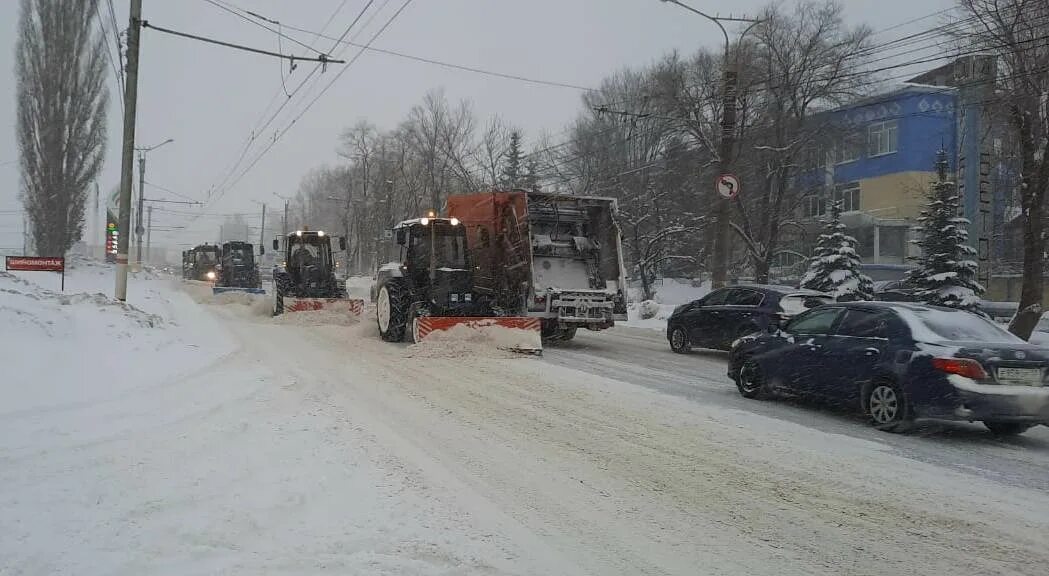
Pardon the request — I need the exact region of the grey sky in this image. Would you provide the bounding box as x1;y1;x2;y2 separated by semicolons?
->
0;0;954;251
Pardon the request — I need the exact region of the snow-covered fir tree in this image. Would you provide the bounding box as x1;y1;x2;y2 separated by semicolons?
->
907;150;984;309
799;199;874;301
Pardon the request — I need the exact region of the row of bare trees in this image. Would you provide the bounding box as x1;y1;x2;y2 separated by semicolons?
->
288;0;1048;331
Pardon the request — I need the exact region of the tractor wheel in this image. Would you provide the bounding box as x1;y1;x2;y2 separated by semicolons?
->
377;281;409;342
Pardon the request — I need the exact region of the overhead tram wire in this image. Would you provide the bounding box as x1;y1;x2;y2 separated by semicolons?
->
197;0;380;207
139;21;346;64
202;0;413;210
93;0;123;111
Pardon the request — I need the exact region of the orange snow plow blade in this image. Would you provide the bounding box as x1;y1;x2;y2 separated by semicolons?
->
414;316;542;355
284;297;364;316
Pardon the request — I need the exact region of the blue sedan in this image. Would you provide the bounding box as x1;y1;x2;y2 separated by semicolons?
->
727;302;1049;436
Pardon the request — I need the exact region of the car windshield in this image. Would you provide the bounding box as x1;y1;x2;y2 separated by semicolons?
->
903;308;1025;343
197;251;217;263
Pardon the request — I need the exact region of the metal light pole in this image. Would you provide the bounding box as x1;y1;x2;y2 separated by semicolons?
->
134;138;174;265
659;0;761;289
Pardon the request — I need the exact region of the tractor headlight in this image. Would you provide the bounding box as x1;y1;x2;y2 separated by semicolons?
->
449;217;460;226
420;217;430;226
206;271;216;280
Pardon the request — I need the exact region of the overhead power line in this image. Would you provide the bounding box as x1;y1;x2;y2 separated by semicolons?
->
200;0;413;212
140;21;346;64
198;0;381;209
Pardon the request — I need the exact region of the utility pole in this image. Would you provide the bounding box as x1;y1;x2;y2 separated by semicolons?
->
115;0;142;301
659;0;761;289
137;154;145;264
146;205;153;263
134;138;173;266
259;203;266;249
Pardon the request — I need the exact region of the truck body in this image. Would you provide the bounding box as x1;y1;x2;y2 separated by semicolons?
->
446;191;628;337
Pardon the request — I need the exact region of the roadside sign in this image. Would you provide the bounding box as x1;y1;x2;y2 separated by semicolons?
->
5;256;66;290
716;173;741;199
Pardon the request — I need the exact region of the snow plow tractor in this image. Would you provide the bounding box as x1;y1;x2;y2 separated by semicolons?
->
212;241;265;295
271;230;364;318
182;244;221;283
373;216;541;354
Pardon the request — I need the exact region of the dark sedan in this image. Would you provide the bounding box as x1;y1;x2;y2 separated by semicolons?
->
728;302;1049;436
667;285;832;353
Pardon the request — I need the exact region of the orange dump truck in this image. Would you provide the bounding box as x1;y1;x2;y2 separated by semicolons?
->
446;191;628;341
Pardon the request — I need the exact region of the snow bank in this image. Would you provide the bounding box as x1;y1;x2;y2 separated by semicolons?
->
272;308;359;326
408;322;541;358
0;259;233;433
638;299;661;319
623;278;707;331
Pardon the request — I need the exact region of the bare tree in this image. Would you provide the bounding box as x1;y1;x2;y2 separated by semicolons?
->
17;0;109;256
956;0;1049;339
732;1;873;282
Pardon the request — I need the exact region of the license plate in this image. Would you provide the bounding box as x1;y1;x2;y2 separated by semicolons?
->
997;367;1043;385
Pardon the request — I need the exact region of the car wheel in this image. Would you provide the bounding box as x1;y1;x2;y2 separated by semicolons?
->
669;326;691;353
736;360;767;399
983;421;1032;436
866;380;911;433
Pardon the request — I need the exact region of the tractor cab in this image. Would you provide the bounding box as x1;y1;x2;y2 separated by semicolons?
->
393;217;475;307
184;244;220;281
217;241;262;289
272;230;347;299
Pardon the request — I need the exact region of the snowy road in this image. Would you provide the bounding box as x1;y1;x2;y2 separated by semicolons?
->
5;272;1049;575
546;327;1049;493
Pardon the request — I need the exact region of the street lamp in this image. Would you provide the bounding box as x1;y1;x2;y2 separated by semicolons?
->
658;0;761;289
132;138;174;264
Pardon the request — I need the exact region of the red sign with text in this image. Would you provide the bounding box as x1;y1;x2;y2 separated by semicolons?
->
5;256;65;272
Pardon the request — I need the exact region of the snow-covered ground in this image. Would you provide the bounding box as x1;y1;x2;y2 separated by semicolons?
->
624;277;709;331
4;260;1049;575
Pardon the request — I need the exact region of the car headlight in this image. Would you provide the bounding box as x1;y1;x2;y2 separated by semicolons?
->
450;293;459;302
206;271;216;280
464;293;472;302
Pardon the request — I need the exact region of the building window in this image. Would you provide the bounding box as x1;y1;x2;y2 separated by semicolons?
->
804;194;826;218
837;132;862;164
834;183;861;212
868;121;898;156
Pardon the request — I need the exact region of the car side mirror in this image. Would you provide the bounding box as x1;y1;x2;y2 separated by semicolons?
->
272;238;279;251
339;237;347;251
395;228;407;246
259;244;265;255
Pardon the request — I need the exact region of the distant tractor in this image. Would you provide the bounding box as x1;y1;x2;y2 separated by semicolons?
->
212;241;264;295
271;229;363;317
182;244;221;282
373;216;541;351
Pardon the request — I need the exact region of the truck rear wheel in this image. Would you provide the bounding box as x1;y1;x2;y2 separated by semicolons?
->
541;320;576;342
377;281;409;342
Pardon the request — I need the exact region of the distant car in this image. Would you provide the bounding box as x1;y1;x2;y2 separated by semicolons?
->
873;279;920;302
728;301;1049;436
667;285;833;353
